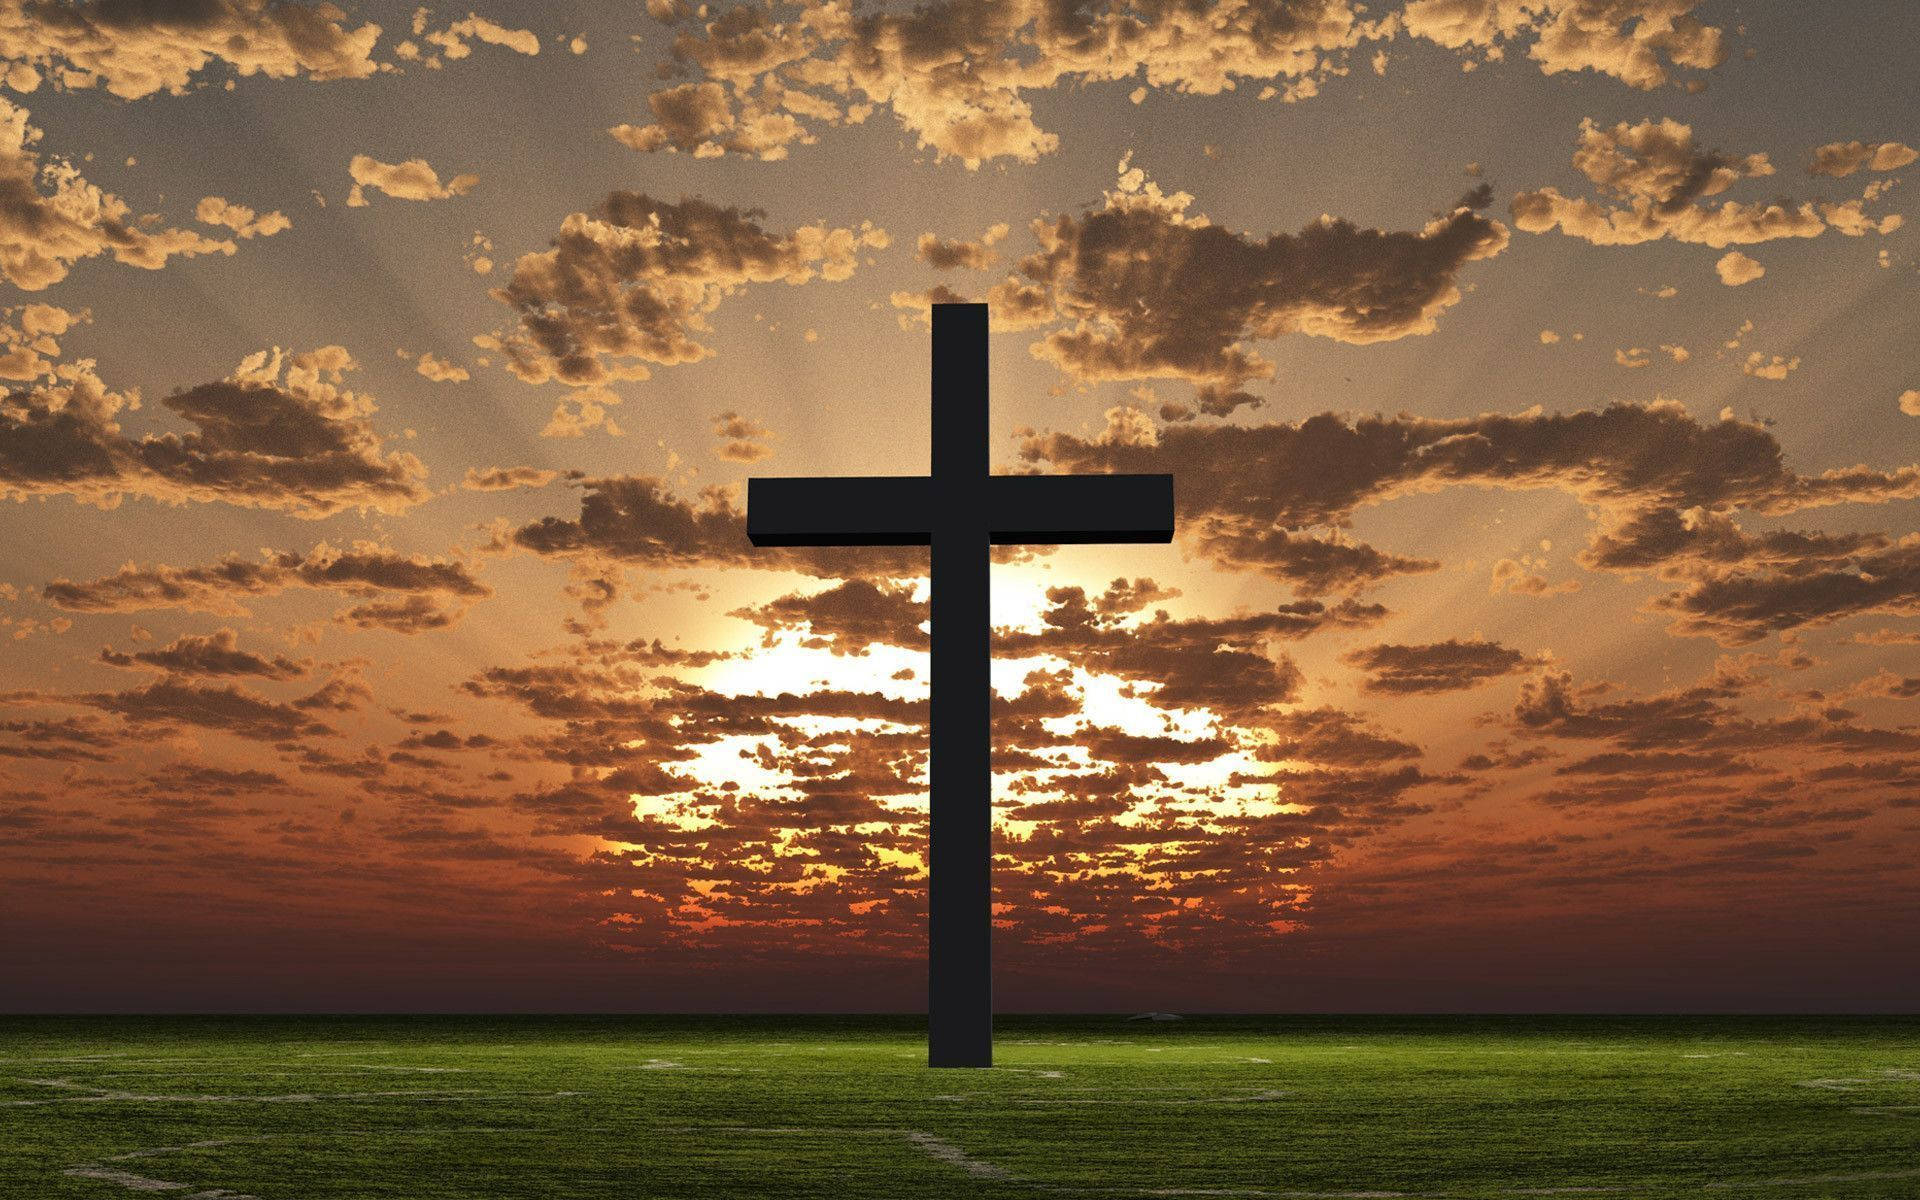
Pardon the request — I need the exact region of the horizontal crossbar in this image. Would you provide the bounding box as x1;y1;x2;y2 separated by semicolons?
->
746;474;1174;547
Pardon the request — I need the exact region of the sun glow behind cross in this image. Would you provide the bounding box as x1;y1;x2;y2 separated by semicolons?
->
607;568;1315;928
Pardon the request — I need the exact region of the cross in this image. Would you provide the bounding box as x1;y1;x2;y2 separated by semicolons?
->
747;303;1176;1068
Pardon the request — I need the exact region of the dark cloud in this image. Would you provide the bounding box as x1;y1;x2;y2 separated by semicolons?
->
43;542;488;625
1514;668;1730;749
1;344;427;515
1254;706;1421;767
997;588;1384;716
995;159;1507;391
100;628;307;679
0;714;116;761
1346;638;1536;694
1578;508;1885;573
1023;401;1920;610
462;465;560;492
484;193;886;386
293;676;369;713
570;636;733;670
1652;538;1920;643
1188;523;1440;595
509;475;925;580
82;678;335;741
735;578;925;654
334;594;466;634
916;224;1007;270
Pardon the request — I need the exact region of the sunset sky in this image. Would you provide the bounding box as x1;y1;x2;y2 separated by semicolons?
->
2;0;1917;1013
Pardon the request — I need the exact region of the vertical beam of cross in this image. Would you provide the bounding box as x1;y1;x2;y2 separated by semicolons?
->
747;303;1174;1068
928;304;993;1068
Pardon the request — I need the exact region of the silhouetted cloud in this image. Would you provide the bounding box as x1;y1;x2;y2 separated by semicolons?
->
1346;638;1536;693
916;224;1007;270
44;542;488;620
1023;401;1920;610
735;578;926;654
100;628;307;679
82;678;336;741
1;344;427;515
508;475;925;579
461;465;558;491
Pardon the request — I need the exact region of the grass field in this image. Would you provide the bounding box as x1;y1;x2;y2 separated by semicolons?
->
2;1016;1917;1198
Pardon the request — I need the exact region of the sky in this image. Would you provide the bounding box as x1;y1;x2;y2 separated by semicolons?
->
1;0;1917;1014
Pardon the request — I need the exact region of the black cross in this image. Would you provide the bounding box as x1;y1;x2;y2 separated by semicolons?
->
747;303;1175;1068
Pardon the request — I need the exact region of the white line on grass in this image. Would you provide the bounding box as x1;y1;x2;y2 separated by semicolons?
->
63;1139;268;1199
64;1165;257;1197
6;1077;584;1106
1014;1088;1289;1106
1852;1105;1920;1118
905;1131;1019;1181
1703;1168;1920;1189
665;1124;1023;1184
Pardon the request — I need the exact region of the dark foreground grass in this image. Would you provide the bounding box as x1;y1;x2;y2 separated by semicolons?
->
2;1016;1917;1199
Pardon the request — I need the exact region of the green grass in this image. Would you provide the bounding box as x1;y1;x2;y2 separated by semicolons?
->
2;1016;1917;1198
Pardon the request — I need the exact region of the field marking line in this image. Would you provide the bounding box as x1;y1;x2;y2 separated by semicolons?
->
907;1085;1294;1106
629;1057;758;1073
1702;1167;1920;1189
63;1138;269;1199
1680;1052;1748;1058
1014;1088;1289;1106
332;1064;467;1073
905;1131;1019;1181
1094;1188;1411;1198
1794;1066;1920;1092
664;1123;1022;1184
64;1165;258;1197
6;1076;586;1106
82;1068;469;1082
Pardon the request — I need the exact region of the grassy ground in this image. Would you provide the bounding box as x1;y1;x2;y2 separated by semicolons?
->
1;1016;1917;1198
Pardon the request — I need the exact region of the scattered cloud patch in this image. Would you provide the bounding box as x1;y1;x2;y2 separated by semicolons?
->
347;154;477;206
1515;118;1900;249
1715;250;1764;286
484;193;887;386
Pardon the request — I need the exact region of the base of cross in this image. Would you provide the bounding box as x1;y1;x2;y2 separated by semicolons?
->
747;304;1175;1069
